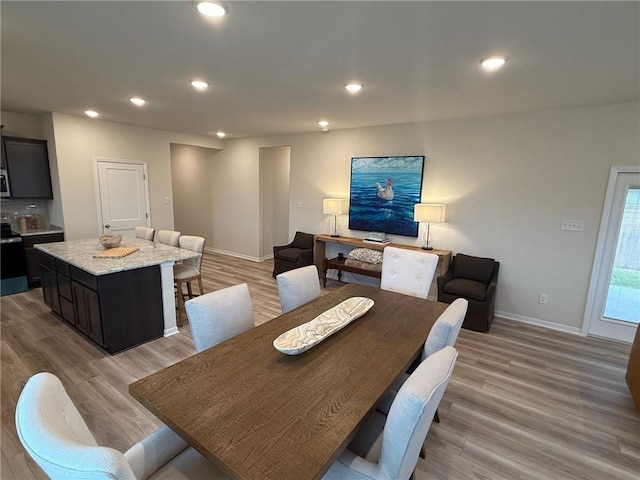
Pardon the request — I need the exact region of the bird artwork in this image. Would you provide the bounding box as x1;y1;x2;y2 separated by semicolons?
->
376;178;394;200
349;156;424;237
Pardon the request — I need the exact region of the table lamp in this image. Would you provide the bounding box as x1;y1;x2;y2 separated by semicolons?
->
414;203;446;250
323;198;348;237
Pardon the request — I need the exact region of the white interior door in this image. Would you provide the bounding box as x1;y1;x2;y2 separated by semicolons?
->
96;160;150;237
585;167;640;342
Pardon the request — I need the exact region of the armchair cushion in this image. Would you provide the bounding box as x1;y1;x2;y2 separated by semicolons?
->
276;248;308;263
289;231;315;250
442;278;488;301
452;253;495;284
273;232;315;277
438;253;499;333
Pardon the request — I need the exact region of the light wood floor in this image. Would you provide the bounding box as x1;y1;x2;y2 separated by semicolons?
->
1;252;638;479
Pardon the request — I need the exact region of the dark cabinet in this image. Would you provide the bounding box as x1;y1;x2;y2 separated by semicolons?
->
71;281;104;345
1;136;6;169
39;258;60;315
24;233;64;288
2;136;53;199
38;252;163;354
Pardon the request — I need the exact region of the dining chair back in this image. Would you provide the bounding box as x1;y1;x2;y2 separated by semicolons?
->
322;347;458;480
185;283;254;353
174;235;206;326
157;229;181;247
422;298;468;360
276;265;322;314
15;372;229;480
380;246;439;299
377;298;468;427
135;226;155;241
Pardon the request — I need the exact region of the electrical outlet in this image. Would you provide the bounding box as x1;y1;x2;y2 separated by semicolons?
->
538;294;548;304
297;201;303;209
561;219;584;232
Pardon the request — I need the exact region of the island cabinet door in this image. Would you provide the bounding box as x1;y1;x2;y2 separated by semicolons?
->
71;281;88;335
70;281;104;346
39;260;60;315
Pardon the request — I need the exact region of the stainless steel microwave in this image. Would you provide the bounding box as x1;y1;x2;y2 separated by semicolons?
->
0;169;10;198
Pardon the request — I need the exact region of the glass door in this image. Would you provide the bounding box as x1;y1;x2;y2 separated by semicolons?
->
585;168;639;342
603;188;639;324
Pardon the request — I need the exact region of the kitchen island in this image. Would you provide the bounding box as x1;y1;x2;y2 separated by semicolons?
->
35;238;199;354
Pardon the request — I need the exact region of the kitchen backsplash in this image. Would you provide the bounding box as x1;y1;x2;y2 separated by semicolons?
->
0;199;51;228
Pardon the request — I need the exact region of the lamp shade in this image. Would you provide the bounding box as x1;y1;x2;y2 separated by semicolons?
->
323;198;347;215
414;203;446;223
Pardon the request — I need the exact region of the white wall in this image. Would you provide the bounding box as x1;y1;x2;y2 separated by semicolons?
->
214;102;640;331
0;111;44;138
259;145;290;259
170;143;220;243
50;113;222;240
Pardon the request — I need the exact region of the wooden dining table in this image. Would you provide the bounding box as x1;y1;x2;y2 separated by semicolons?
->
129;283;448;480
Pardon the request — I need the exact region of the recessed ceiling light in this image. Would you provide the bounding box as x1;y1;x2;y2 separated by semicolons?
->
344;83;364;94
191;80;209;90
318;120;329;128
216;131;226;138
130;97;146;106
195;1;228;17
84;110;99;118
480;56;507;71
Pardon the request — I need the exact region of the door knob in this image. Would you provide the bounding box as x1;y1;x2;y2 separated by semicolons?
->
104;224;111;228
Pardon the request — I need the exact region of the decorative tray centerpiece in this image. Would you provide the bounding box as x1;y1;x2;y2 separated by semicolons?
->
273;296;374;355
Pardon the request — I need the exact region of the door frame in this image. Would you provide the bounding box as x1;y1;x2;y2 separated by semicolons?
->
93;157;152;237
582;165;640;338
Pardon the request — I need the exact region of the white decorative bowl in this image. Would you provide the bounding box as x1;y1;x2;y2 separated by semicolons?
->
99;234;122;249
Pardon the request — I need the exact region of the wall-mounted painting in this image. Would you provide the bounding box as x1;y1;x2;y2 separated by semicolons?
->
348;156;425;237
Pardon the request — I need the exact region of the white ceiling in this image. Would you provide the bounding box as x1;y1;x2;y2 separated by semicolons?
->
2;1;638;139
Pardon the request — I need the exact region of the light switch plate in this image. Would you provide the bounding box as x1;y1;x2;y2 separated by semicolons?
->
561;219;584;232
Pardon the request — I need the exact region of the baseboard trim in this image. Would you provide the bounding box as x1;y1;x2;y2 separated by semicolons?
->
164;326;179;337
495;310;583;336
206;247;263;263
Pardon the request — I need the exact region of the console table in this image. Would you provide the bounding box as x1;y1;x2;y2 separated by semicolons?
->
314;234;451;287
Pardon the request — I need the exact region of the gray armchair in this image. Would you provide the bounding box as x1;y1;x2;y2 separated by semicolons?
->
437;253;499;332
272;231;315;277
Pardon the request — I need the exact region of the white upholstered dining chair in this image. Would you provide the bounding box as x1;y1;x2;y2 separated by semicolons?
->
380;246;439;299
184;283;254;353
135;226;155;241
321;346;458;480
276;265;322;314
157;229;181;247
174;235;205;326
421;298;468;361
377;297;468;455
15;372;230;480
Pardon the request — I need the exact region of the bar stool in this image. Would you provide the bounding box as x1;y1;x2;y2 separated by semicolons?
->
157;229;181;246
135;226;155;241
174;235;205;326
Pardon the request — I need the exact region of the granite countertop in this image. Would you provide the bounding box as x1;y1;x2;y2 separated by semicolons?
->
34;237;200;276
13;225;65;236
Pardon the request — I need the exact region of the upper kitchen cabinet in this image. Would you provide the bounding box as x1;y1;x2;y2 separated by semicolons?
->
2;136;53;199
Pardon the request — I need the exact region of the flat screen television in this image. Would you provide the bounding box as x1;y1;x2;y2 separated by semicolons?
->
348;156;425;237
